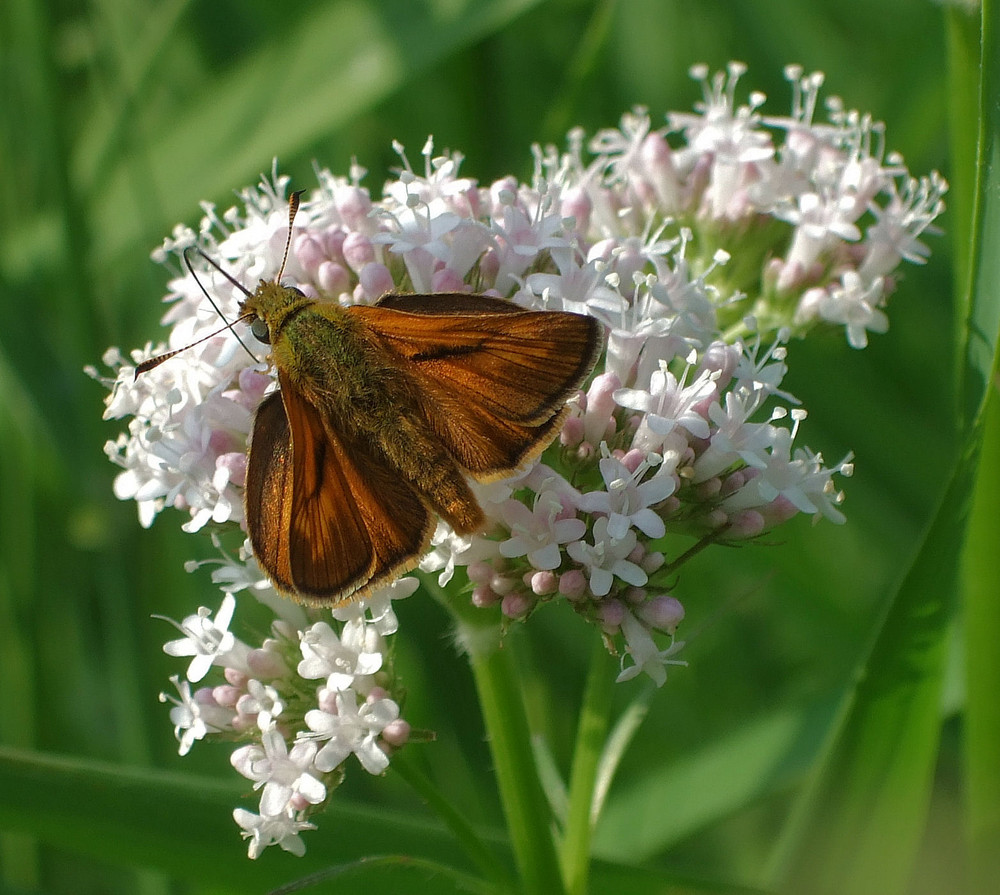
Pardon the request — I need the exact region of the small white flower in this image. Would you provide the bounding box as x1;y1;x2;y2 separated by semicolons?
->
498;490;586;570
616;610;687;686
160;594;248;682
566;517;648;598
720;427;837;521
231;728;326;816
305;688;401;775
297;620;383;691
233;807;315;859
159;674;233;755
207;537;310;629
331;575;419;636
614;360;716;452
813;271;888;349
693;390;775;482
420;520;498;586
579;454;675;540
236;679;285;732
859;171;946;279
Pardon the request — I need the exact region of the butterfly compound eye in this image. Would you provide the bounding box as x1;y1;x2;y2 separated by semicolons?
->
250;317;271;344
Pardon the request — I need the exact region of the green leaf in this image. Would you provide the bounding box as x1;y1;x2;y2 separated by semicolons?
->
959;3;1000;894
594;694;841;859
0;747;505;893
772;7;1000;894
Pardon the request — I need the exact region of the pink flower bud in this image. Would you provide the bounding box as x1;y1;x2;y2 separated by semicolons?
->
216;451;247;487
466;561;494;584
759;495;799;526
247;648;288;679
358;262;394;300
703;508;729;530
530;570;558;596
598;599;625;630
642;551;665;574
342;231;375;272
726;509;766;539
317;687;338;714
637;595;685;633
224;668;249;688
431;267;469;293
194;686;220;706
479;248;499;280
624;586;647;605
560;185;592;233
317;261;350;296
471;585;501;608
321;227;347;261
697;341;740;386
695;477;722;500
334;186;372;230
490;573;516;595
381;719;411;748
213;685;242;708
559;569;587;600
501;592;534;619
294;234;325;271
620;448;646;473
560;415;585;446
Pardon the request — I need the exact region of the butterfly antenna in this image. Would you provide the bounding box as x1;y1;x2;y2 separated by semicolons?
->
186;245;253;298
275;189;305;284
136;190;304;381
183;246;259;364
134;313;255;379
133;247;263;379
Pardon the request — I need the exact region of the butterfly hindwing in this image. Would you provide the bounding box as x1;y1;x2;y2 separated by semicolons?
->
247;374;433;604
285;373;436;602
244;391;297;593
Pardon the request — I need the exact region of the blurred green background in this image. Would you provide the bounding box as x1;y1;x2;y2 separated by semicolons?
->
0;0;972;893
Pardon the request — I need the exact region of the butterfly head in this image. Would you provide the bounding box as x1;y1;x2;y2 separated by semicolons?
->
239;189;310;348
240;282;311;347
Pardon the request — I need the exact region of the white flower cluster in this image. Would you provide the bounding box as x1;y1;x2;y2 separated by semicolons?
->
157;587;413;858
91;64;944;856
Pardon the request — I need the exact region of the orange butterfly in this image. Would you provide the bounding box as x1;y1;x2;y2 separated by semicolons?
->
143;194;603;605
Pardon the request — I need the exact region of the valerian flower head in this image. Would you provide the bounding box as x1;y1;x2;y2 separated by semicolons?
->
91;64;942;857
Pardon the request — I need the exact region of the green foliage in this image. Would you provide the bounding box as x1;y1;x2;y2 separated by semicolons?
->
0;1;986;894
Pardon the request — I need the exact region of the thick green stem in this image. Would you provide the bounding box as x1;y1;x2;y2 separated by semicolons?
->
559;640;615;895
468;636;566;895
427;573;565;895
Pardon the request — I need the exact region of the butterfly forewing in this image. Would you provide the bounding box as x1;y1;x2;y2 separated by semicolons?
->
349;295;602;477
352;295;601;425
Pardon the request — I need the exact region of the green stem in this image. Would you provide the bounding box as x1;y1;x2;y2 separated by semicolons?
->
425;574;565;895
662;527;727;576
391;750;513;891
468;637;566;895
559;640;616;895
